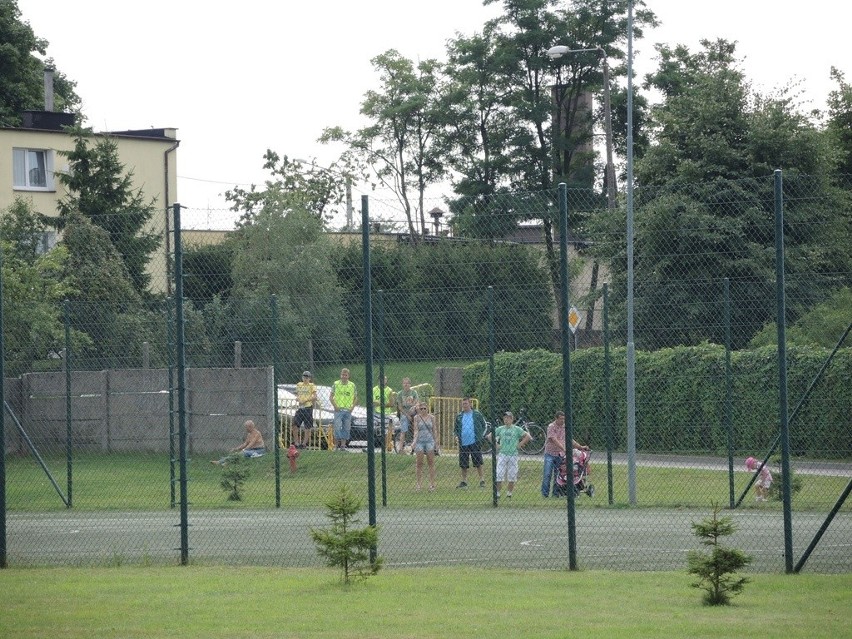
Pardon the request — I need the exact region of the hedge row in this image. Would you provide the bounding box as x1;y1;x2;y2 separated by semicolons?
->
463;345;851;459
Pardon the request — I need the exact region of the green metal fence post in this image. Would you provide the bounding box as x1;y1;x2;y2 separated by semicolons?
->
559;182;577;570
488;286;497;507
603;283;613;505
64;299;72;508
724;278;734;508
773;170;794;573
0;248;5;568
361;195;377;563
271;294;281;509
377;289;387;508
173;203;190;565
167;297;176;509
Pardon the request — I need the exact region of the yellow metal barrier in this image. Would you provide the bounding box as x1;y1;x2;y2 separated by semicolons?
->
277;398;334;450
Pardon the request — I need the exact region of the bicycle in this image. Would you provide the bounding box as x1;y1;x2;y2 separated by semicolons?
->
481;408;546;455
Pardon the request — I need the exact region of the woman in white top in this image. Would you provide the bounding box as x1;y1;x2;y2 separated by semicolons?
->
411;403;437;492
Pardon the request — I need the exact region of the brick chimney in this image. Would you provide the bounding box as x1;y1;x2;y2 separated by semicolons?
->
44;67;54;111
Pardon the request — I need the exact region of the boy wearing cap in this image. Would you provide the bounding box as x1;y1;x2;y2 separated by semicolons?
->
487;411;531;498
292;371;317;448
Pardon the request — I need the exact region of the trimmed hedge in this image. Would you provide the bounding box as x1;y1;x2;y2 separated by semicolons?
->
463;345;851;459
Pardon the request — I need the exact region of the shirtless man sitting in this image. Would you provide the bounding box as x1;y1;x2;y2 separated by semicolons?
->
211;419;266;465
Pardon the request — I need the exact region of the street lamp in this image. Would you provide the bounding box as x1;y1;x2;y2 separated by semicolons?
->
293;158;354;228
546;45;616;212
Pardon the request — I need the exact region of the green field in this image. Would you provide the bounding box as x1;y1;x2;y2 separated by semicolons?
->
2;566;849;639
5;452;849;512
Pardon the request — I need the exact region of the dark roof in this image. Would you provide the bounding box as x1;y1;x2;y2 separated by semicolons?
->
106;128;177;141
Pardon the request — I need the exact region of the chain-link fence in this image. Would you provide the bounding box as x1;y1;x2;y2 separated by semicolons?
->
2;173;850;572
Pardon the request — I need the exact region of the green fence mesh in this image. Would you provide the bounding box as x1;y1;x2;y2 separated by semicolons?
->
2;174;850;571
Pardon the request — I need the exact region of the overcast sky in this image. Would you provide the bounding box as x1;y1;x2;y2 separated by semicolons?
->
17;0;850;227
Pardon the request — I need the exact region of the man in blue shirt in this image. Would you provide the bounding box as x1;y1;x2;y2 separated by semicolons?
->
453;397;487;488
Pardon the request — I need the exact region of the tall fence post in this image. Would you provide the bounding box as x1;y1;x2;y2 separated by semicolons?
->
377;289;387;507
271;294;281;509
173;203;190;565
603;283;613;505
0;247;6;568
64;299;72;509
361;195;377;564
773;170;794;573
167;297;176;509
559;182;577;570
724;278;734;508
488;286;497;507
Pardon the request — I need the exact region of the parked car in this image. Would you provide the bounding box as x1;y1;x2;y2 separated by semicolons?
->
277;384;394;448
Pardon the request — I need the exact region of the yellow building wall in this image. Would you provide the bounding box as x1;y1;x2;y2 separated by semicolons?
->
0;127;178;293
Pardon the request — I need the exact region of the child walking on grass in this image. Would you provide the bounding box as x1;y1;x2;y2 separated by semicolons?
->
745;456;773;502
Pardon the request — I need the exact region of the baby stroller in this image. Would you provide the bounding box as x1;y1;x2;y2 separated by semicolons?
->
554;449;594;498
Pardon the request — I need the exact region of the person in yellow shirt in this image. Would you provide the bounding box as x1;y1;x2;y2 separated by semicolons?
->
373;375;397;450
331;368;357;450
292;371;317;449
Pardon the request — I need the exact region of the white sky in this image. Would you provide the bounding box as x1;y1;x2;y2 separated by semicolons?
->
17;0;851;227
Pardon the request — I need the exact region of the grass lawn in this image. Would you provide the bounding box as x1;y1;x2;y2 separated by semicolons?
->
6;452;850;512
1;566;849;639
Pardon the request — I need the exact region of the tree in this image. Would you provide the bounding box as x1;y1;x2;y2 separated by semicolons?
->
53;129;160;296
687;504;751;606
330;239;554;360
58;212;161;369
0;199;77;375
218;194;351;369
181;242;235;306
0;196;50;263
594;39;851;349
443;0;656;295
0;0;80;126
322;50;445;241
826;67;852;176
749;288;852;349
224;151;352;227
310;486;382;583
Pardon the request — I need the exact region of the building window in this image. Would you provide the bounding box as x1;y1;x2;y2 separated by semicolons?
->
13;148;54;190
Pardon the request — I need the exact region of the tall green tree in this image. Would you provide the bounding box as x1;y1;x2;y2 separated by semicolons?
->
224;151;351;227
826;67;852;176
444;0;656;293
220;195;351;369
58;212;162;369
322;50;445;240
1;196;48;263
0;0;80;125
0;198;77;375
596;39;850;349
53;129;161;295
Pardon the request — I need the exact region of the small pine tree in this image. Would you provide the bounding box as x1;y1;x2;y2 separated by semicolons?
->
219;455;250;501
310;485;383;584
687;504;752;605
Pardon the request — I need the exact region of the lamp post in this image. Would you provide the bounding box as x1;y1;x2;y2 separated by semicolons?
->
545;45;616;212
626;0;637;506
294;158;354;228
